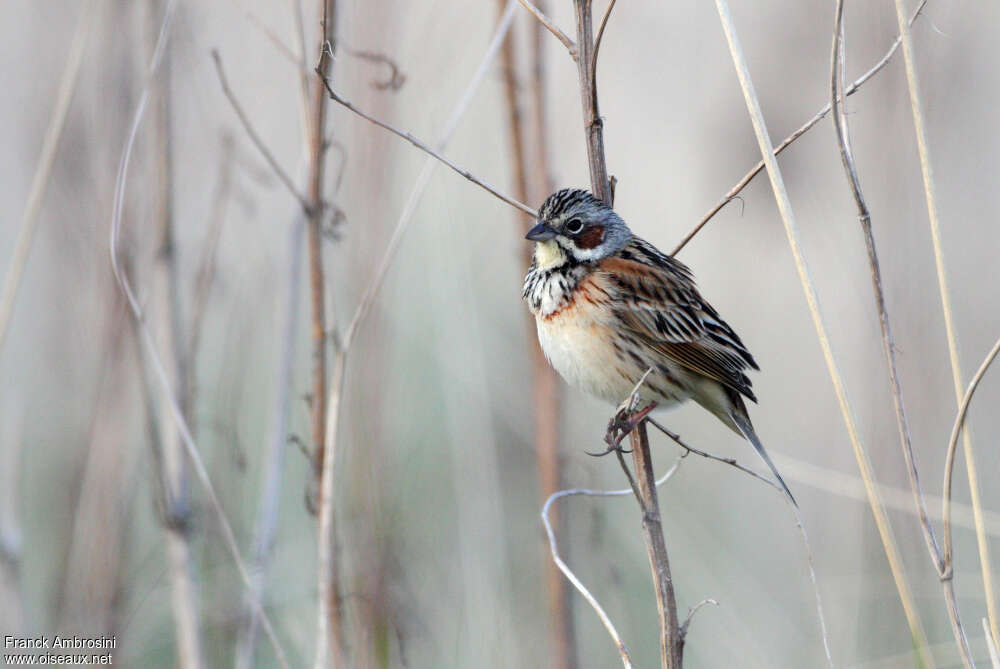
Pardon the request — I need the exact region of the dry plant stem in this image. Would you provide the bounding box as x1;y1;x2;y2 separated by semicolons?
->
589;0;617;111
518;0;577;57
942;335;1000;569
987;618;1000;669
712;1;935;664
212;52;313;213
892;0;999;645
339;0;522;349
830;7;973;666
109;3;289;666
628;422;681;669
315;5;522;666
671;0;928;257
0;0;96;355
308;0;344;662
147;8;203;664
496;2;575;665
646;418;834;667
572;0;612;204
234;218;305;669
317;79;537;218
315;351;346;669
541;458;684;669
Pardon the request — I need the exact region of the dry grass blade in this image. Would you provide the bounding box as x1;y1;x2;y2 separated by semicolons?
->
712;0;934;664
108;3;289;667
986;618;1000;669
831;4;973;666
890;0;999;644
0;0;97;355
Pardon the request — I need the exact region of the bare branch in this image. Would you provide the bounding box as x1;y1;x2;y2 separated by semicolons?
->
671;0;928;256
212;51;313;214
646;418;834;667
679;599;718;642
943;334;1000;569
712;0;934;662
317;75;537;219
589;0;617;118
518;0;577;58
572;1;612;204
541;458;684;669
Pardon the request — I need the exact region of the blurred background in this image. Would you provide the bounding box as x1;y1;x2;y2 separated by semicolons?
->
2;0;999;667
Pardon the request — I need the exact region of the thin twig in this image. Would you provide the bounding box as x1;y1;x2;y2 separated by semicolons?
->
108;3;289;667
234;217;304;669
314;4;522;665
212;51;313;214
518;0;577;58
943;335;1000;570
646;419;834;667
671;0;928;256
572;0;612;204
317;77;537;220
0;0;96;355
831;5;973;666
892;0;1000;643
541;457;683;669
589;0;617;119
712;1;935;664
340;0;524;351
678;599;718;642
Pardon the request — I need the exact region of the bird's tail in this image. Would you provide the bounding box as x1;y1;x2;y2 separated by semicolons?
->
727;403;797;507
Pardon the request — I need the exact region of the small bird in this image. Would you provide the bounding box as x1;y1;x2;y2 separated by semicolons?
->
523;188;795;505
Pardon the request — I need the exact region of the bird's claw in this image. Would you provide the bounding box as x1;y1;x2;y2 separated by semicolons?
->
595;401;658;456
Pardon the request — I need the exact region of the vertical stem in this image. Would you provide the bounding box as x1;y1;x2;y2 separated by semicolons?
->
629;423;680;669
572;0;611;204
147;1;202;664
570;2;677;665
306;0;345;661
889;0;999;646
497;2;575;666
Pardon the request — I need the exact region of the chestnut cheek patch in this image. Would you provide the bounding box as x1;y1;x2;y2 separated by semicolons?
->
577;225;606;250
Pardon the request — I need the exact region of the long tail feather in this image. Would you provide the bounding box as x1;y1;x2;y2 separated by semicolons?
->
729;409;797;507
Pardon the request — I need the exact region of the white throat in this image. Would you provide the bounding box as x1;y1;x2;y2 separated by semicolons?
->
533;240;568;270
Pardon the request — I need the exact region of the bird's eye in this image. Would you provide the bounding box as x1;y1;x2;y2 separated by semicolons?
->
565;219;584;234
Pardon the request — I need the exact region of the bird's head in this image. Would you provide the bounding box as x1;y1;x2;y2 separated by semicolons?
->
525;188;631;269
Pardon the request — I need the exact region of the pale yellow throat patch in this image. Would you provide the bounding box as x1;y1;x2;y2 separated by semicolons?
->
533;240;567;270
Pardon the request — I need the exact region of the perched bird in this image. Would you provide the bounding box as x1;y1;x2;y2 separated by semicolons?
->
523;188;795;505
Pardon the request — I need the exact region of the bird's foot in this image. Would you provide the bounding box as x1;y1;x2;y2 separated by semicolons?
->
590;401;658;457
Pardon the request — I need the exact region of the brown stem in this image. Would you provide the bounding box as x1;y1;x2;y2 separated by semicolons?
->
497;2;576;665
572;0;611;204
307;0;344;661
628;422;681;669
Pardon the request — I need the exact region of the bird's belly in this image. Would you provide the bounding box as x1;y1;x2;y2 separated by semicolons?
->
536;310;687;407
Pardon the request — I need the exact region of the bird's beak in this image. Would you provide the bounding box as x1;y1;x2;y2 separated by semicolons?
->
525;222;557;241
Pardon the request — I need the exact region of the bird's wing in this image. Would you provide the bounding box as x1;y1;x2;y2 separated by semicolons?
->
598;238;759;401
